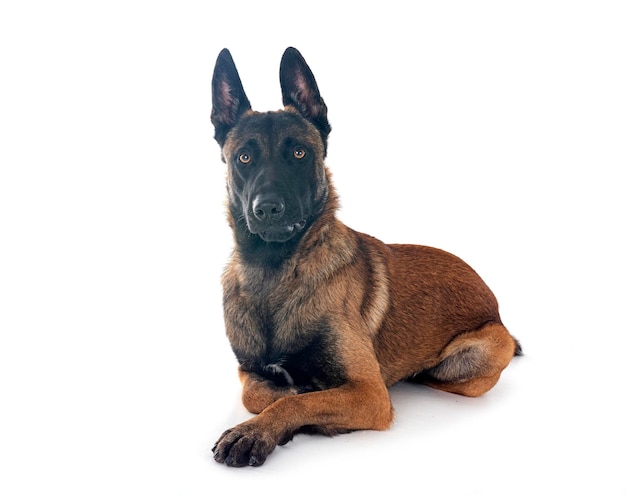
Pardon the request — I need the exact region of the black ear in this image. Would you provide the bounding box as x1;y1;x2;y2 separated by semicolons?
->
211;48;252;147
279;47;331;153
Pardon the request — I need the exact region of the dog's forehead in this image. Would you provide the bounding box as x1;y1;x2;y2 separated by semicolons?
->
224;110;323;155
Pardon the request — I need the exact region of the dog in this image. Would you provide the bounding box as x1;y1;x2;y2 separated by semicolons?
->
210;47;521;467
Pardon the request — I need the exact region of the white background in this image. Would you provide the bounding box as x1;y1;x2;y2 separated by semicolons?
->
1;1;625;493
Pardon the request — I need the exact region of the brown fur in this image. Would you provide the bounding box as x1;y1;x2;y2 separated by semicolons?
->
210;47;520;467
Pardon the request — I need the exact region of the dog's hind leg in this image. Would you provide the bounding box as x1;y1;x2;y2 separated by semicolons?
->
414;323;521;397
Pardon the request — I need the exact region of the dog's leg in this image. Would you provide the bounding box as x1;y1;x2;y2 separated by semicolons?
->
416;322;520;397
213;378;393;467
238;367;298;414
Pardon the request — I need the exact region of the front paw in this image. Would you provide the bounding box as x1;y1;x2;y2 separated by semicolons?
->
212;423;277;467
262;363;294;386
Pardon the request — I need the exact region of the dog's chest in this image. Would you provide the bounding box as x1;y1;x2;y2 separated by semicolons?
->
226;270;346;391
222;248;351;390
262;321;346;391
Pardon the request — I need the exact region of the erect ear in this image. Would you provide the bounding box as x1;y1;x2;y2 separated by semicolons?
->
279;47;331;153
211;48;252;147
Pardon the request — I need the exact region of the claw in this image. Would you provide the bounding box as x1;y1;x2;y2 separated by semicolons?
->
212;423;276;467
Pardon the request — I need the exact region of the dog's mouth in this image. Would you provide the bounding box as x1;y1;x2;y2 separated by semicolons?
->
257;219;306;243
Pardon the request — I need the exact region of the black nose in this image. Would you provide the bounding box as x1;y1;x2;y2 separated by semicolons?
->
252;195;285;221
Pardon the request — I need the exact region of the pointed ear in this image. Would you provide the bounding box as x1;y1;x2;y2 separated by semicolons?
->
211;48;252;147
280;47;331;152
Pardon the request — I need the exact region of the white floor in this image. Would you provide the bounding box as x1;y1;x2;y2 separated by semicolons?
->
2;2;625;494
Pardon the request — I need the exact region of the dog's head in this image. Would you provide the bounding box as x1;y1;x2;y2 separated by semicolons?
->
211;48;332;249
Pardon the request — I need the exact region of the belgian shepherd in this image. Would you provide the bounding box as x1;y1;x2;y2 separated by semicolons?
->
210;47;521;467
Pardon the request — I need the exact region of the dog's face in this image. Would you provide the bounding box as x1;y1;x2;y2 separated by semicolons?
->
211;48;332;245
221;109;327;243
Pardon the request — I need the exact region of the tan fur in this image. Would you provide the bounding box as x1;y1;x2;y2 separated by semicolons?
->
214;171;519;465
211;47;520;467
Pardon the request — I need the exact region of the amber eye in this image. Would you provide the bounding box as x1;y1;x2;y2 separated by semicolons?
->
293;147;306;159
238;152;251;164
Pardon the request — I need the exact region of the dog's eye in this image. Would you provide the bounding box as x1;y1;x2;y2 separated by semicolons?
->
238;152;251;164
293;147;306;159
